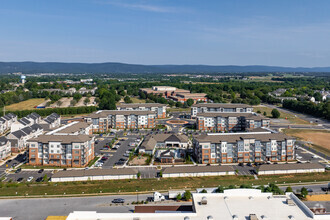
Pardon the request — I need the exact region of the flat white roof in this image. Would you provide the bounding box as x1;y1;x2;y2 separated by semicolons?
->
66;189;326;220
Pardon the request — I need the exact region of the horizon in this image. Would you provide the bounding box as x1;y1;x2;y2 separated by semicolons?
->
1;0;330;67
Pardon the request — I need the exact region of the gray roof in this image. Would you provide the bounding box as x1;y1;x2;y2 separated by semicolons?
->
21;126;33;135
55;122;91;134
193;103;252;108
258;163;325;171
194;132;294;143
28;134;93;144
140;134;188;151
0;136;8;146
163;165;234;174
117;103;166;108
30;123;43;131
19;117;31;125
197;112;268;120
86;110;155;119
52;168;138;178
10;130;27;139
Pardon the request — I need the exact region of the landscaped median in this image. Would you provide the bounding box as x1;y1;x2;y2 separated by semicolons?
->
0;171;329;197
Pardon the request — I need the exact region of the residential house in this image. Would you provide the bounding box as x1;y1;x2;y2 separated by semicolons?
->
0;136;11;160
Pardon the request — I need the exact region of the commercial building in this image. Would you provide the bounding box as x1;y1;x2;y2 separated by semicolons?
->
169;92;208;103
51;168;137;182
191;103;253;118
196;112;270;132
139;133;189;154
0;136;11;160
257;163;325;175
27;135;95;167
65;189;329;220
193;131;295;164
140;86;190;98
85;110;156;133
117;103;167;118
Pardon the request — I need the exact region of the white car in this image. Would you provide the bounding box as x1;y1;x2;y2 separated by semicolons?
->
27;176;34;182
312;155;319;159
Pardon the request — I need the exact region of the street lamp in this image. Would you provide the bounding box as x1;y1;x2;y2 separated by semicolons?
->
136;190;138;202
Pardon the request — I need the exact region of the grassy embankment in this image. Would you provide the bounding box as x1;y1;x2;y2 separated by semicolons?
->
0;172;329;197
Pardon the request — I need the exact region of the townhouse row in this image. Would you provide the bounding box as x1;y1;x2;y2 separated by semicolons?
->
85;110;156;133
193;131;295;164
0;113;17;134
196;112;270;132
27;121;94;167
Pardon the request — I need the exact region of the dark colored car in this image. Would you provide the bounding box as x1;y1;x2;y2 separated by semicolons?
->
38;169;44;173
112;198;125;203
6;159;12;164
15;168;22;173
101;156;108;161
119;158;126;161
36;177;43;182
115;161;125;166
238;163;244;167
16;177;23;182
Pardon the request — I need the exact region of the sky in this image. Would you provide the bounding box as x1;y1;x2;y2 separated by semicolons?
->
0;0;330;67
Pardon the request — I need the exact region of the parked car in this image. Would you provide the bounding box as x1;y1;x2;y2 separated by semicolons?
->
27;176;34;182
112;198;125;203
38;169;44;173
17;177;23;182
119;158;126;162
101;156;108;161
15;168;22;173
36;177;43;182
307;188;313;193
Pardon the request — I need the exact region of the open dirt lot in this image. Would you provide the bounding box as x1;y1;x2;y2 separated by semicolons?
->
306;194;330;201
283;129;330;155
129;156;148;165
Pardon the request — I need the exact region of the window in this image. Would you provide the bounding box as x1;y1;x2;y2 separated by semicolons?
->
31;149;35;152
74;156;79;159
204;150;209;153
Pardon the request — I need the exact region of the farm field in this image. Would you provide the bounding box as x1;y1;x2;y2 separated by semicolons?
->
4;98;45;111
283;129;330;156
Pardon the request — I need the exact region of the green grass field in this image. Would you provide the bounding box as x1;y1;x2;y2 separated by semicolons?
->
0;172;329;197
130;97;146;103
4;98;46;111
254;106;310;124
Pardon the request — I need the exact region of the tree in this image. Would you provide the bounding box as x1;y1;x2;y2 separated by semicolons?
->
216;185;224;193
263;111;267;116
176;193;182;200
183;190;192;201
200;189;207;193
175;102;183;108
301;187;308;198
271;109;280;118
124;96;132;103
186;99;194;106
137;172;141;179
285;186;293;192
70;99;77;107
43;174;48;182
84;97;90;106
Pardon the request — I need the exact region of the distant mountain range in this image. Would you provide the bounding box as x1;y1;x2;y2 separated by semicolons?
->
0;61;330;74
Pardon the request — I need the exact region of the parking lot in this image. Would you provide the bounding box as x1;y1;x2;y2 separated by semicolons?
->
5;170;53;182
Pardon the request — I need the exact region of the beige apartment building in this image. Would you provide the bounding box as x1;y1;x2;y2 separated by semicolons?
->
85;110;156;133
116;103;167;118
191;103;253;118
193;131;295;164
27;135;95;167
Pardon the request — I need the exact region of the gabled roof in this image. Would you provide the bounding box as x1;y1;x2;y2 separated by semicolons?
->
21;126;33;135
10;130;27;139
0;136;8;146
19;117;31;125
160;149;175;158
165;134;182;142
30;124;43;131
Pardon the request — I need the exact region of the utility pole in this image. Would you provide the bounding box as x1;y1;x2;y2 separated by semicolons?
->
3;106;5;116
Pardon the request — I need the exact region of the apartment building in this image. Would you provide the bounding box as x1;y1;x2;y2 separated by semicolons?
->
191;103;253;118
11;112;41;132
39;113;61;130
0;136;11;160
193;131;295;164
0;113;17;134
196;112;270;132
27;135;94;167
85;110;156;133
46;121;93;135
117;103;167;118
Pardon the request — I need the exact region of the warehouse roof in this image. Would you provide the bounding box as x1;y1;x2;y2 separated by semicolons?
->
163;165;234;174
258;163;325;171
52;168;138;178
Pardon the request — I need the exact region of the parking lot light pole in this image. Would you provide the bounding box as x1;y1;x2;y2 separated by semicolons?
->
136;190;138;202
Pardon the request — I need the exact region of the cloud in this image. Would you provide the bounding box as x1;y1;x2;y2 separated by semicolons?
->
96;0;187;13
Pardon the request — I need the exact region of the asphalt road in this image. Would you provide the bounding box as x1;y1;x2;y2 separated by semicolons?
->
0;183;328;220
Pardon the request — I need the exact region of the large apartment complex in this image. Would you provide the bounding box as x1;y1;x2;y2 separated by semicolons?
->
197;112;270;132
27;135;95;167
85;110;156;133
116;103;167;118
191;103;253;118
193;131;295;164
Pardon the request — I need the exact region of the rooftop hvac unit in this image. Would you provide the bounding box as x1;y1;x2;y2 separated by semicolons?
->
201;196;207;205
184;217;190;220
286;199;295;206
261;215;267;219
232;215;238;220
249;196;254;200
207;216;213;220
288;215;295;219
249;214;259;220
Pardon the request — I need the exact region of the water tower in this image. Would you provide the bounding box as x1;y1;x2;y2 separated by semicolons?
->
21;75;26;84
